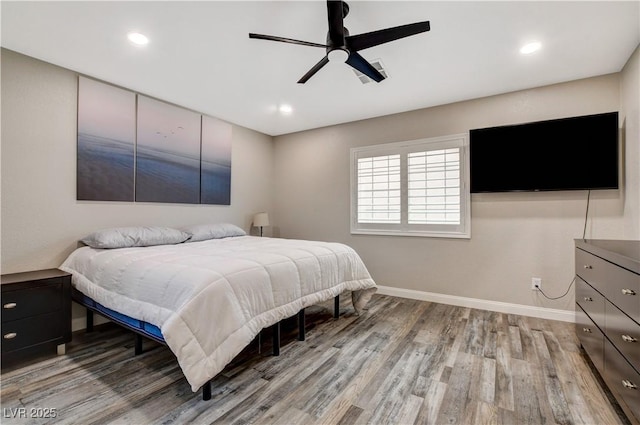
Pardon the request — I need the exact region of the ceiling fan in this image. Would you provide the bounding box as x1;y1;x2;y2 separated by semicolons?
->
249;0;430;84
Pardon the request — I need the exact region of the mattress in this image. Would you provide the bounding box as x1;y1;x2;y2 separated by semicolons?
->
61;235;377;391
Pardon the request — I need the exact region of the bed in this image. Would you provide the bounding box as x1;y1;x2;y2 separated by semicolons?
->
60;225;377;399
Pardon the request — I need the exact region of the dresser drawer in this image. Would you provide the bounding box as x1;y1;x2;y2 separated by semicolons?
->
604;340;640;422
576;303;604;371
1;279;65;322
576;248;640;324
1;312;64;353
576;277;605;329
606;300;640;373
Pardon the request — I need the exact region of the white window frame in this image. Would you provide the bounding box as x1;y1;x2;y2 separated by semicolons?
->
350;134;471;239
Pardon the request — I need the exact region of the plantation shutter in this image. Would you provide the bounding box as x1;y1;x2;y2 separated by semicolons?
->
351;134;469;238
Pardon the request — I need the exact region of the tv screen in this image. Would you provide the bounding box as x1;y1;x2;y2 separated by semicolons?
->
470;112;619;193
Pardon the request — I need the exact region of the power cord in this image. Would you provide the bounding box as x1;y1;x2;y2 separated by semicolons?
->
536;190;589;300
582;189;591;240
536;276;576;300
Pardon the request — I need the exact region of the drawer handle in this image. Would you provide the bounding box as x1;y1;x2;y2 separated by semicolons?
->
622;380;638;390
583;265;593;269
3;332;17;340
3;302;17;309
582;327;592;333
622;335;638;343
583;297;593;302
622;289;637;296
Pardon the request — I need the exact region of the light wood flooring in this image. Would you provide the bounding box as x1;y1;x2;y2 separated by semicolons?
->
1;294;629;425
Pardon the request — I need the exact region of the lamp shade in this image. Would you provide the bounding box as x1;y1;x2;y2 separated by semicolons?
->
253;212;270;227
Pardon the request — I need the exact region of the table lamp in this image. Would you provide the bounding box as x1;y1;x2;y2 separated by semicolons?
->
253;212;269;237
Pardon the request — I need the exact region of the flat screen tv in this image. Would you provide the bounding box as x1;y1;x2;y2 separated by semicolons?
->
470;112;619;193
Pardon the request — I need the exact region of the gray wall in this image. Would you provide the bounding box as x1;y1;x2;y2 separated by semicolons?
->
1;49;275;274
272;47;640;312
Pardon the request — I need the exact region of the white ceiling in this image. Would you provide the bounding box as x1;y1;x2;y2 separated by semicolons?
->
2;1;639;136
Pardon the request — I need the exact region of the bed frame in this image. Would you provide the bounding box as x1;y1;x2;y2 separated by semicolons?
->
72;288;341;400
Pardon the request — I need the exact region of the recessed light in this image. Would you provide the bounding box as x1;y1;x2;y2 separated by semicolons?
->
520;41;541;55
128;32;149;46
278;104;293;115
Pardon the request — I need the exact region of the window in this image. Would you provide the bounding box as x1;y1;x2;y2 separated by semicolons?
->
351;134;470;238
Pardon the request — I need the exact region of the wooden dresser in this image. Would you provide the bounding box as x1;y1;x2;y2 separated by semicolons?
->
575;239;640;424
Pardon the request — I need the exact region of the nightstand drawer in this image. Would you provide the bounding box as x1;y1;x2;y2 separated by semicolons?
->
1;279;65;322
576;277;605;329
1;312;63;353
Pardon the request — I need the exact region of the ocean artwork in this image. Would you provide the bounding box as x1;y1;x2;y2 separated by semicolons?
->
77;77;135;201
201;115;232;205
136;96;201;204
77;78;233;205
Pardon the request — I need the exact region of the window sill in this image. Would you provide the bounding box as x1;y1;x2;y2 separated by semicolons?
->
350;229;470;239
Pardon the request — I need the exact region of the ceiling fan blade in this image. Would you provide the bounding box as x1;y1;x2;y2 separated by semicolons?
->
249;33;327;49
346;52;385;82
298;56;330;84
346;21;430;52
327;0;346;46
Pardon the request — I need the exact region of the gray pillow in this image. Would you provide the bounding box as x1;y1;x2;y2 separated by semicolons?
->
81;226;190;249
182;223;246;242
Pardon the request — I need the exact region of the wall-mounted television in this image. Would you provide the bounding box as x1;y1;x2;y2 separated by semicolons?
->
469;112;619;193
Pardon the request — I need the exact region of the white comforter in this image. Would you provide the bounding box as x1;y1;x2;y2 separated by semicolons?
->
60;236;377;391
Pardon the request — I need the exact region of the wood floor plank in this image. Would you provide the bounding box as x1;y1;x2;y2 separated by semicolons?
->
511;358;552;425
412;378;448;425
0;294;628;425
357;342;429;425
435;351;477;424
444;316;469;368
509;325;524;360
530;329;573;425
460;308;487;356
483;318;498;360
494;323;515;411
394;394;423;425
478;357;497;404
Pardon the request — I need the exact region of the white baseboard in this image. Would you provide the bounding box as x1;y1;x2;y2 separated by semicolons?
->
376;285;575;323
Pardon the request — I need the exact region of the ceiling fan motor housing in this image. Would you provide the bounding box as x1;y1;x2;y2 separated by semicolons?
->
327;26;350;58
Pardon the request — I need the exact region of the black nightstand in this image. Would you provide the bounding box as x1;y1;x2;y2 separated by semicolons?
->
1;269;72;361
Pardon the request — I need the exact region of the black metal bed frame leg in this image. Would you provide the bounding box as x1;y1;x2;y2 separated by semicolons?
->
202;380;212;400
86;308;94;332
272;322;280;356
334;295;340;319
298;308;305;341
134;333;143;356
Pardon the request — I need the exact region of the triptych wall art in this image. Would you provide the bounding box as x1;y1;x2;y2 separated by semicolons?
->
77;77;231;205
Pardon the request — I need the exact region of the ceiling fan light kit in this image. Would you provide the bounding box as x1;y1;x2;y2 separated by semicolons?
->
249;0;430;84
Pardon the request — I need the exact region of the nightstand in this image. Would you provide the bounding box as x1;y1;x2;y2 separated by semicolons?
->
1;269;72;361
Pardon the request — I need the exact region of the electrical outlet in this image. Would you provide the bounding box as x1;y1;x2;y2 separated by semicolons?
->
532;277;542;291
